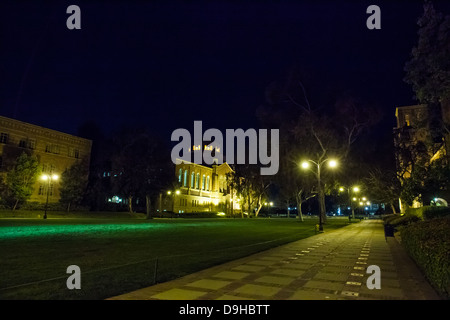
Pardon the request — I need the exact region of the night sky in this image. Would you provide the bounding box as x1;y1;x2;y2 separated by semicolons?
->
1;1;450;145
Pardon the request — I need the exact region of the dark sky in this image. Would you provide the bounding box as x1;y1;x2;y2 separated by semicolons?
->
1;0;449;144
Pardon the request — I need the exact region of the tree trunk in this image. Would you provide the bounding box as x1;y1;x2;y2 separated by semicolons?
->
254;199;263;217
296;197;304;222
67;202;71;213
146;195;152;219
12;199;19;211
390;201;397;214
128;196;133;213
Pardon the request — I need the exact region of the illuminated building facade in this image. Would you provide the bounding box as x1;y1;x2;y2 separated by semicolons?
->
163;158;241;215
0;115;92;204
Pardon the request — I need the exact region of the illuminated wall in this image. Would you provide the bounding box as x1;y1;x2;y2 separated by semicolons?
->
169;159;238;214
0;115;92;203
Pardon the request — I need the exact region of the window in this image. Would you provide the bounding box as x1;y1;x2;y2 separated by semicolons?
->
202;175;206;190
28;139;36;150
38;185;44;196
184;170;188;187
196;173;200;189
19;138;34;149
69;148;80;158
0;156;3;169
206;176;210;191
0;133;9;144
43;164;56;174
46;144;60;154
191;172;195;188
178;169;182;183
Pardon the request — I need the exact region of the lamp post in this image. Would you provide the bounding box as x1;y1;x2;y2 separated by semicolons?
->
339;186;360;219
167;190;180;215
41;173;59;219
301;158;338;231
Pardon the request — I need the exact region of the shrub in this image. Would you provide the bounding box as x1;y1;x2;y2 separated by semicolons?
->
405;207;425;220
406;206;450;220
387;214;421;228
383;214;399;224
400;217;450;299
422;206;450;220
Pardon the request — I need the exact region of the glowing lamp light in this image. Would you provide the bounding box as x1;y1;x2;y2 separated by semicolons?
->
353;187;360;192
328;159;338;168
41;174;58;181
339;187;345;192
301;161;310;169
175;190;180;195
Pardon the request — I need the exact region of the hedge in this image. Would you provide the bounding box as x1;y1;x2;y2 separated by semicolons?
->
400;217;450;299
383;214;420;228
406;206;450;220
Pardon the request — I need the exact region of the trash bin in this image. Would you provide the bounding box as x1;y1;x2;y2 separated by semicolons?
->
384;224;395;240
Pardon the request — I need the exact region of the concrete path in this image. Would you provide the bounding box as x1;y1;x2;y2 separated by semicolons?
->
108;220;441;300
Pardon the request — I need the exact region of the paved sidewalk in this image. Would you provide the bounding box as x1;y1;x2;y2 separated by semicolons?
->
108;220;441;300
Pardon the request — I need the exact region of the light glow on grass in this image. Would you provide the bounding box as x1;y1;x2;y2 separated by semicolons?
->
0;222;175;240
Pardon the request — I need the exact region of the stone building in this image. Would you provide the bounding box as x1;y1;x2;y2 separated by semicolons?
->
161;159;242;215
0;115;92;204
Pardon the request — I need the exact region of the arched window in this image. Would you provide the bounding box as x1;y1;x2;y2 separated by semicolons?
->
191;172;195;188
202;175;206;190
178;169;182;183
184;170;188;187
196;173;200;189
206;176;210;191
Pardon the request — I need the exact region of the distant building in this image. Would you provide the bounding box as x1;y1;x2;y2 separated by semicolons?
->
0;115;92;204
161;159;242;215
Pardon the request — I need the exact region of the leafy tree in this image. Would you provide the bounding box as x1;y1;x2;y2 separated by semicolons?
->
4;152;39;210
404;1;450;136
363;168;402;214
111;127;173;214
77;121;114;211
226;164;271;218
404;1;450;106
59;159;89;212
400;158;450;206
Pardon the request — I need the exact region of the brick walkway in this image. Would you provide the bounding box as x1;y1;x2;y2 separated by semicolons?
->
108;220;441;300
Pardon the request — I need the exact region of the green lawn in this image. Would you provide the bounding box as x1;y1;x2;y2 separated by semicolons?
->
0;215;353;300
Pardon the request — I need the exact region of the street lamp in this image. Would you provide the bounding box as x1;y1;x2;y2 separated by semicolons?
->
300;158;338;231
167;190;180;214
339;185;360;219
41;173;59;219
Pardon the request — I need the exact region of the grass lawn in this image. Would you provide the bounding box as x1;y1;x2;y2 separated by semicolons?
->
0;215;354;300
